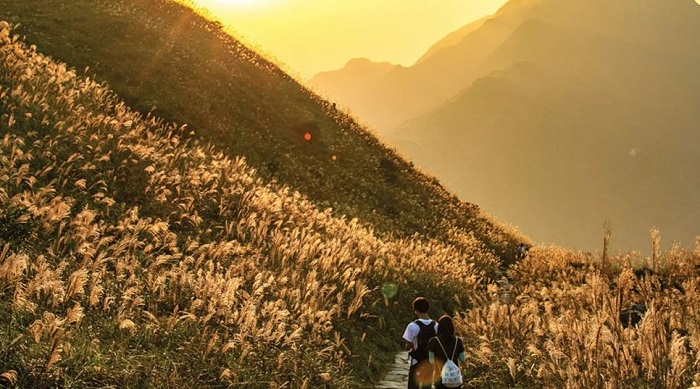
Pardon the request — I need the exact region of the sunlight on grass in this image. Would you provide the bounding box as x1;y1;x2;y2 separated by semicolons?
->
2;7;699;388
0;22;498;387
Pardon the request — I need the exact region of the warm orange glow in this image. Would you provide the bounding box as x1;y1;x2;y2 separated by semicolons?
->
190;0;508;79
205;0;261;6
304;132;311;141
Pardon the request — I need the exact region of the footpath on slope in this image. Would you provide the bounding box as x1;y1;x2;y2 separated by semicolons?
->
375;351;409;388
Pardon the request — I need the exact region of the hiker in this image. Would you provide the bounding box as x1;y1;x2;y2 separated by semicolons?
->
517;243;529;260
428;315;465;388
403;297;438;389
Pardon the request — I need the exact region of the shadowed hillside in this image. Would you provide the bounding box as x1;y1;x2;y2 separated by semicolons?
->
0;0;525;263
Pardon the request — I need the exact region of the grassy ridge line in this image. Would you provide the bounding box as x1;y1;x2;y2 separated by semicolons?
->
0;23;498;387
0;0;528;265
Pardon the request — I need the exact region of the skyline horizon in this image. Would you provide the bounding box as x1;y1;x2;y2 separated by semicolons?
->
190;0;509;79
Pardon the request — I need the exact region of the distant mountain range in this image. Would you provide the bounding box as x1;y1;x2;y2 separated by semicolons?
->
310;0;700;252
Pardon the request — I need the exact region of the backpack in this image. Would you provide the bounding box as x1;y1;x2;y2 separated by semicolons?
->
409;320;436;362
435;337;463;388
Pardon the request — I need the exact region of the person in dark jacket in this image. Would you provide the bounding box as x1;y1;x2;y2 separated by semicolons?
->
427;315;465;388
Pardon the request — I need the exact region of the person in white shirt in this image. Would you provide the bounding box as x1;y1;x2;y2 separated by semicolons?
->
402;297;438;389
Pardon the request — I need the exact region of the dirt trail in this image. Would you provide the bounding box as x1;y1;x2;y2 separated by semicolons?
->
375;351;409;388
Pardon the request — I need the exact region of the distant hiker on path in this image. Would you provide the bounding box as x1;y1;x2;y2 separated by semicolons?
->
403;297;438;389
517;243;530;260
428;315;465;388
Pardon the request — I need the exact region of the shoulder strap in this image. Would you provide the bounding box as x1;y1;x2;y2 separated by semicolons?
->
451;337;459;359
437;337;460;360
435;337;448;359
414;319;425;328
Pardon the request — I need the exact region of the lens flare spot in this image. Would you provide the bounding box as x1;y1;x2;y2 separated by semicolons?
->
304;132;312;141
331;155;337;161
380;283;398;299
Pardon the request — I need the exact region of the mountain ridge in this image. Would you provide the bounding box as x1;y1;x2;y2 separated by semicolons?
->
399;2;700;250
314;0;700;251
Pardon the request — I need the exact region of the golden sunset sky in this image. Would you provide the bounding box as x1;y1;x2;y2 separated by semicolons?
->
191;0;508;79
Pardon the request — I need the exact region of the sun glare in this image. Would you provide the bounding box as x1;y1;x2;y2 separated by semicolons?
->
213;0;259;5
192;0;267;12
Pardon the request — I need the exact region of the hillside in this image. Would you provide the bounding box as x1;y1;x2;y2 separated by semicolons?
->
0;0;524;265
3;16;700;388
0;21;502;386
311;0;700;252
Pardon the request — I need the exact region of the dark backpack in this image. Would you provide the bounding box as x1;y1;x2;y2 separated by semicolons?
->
410;320;436;362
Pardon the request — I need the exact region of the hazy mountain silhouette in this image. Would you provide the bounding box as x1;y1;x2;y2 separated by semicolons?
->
310;57;396;126
414;16;489;65
312;0;700;252
311;0;544;132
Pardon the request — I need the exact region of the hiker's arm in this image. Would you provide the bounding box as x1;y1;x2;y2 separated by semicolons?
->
402;325;414;352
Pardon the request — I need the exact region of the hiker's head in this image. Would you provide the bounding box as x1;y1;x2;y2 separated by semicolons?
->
437;315;455;337
412;297;430;314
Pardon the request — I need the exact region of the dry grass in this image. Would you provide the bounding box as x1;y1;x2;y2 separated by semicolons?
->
0;22;498;387
2;18;697;389
457;244;700;388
